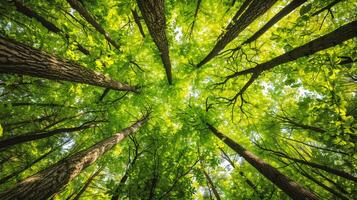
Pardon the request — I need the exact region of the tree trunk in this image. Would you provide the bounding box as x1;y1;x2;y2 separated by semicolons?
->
230;0;306;53
131;9;145;39
312;0;342;16
0;121;98;151
12;0;90;55
72;167;103;200
202;169;221;200
207;123;319;200
197;0;278;67
0;114;149;200
0;36;137;92
137;0;173;84
66;0;120;50
229;20;357;78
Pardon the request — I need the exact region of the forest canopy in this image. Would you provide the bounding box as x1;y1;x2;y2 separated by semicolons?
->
0;0;356;199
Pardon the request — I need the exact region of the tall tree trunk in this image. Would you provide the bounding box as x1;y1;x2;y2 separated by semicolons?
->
0;121;99;151
229;0;306;54
202;169;221;200
137;0;173;84
0;114;149;200
66;0;120;50
12;0;90;55
197;0;278;67
207;123;319;200
131;9;145;39
72;167;103;200
189;0;202;36
0;36;137;92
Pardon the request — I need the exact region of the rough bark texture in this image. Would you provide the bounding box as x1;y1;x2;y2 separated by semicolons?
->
0;122;95;151
0;36;137;92
12;0;90;55
137;0;173;84
207;123;319;200
66;0;120;50
72;167;102;200
0;114;149;200
197;0;278;67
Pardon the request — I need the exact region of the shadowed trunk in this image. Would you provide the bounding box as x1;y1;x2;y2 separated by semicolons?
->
72;167;103;200
197;0;278;67
222;20;357;98
202;169;221;200
12;0;89;55
228;0;306;54
0;114;149;200
137;0;173;84
0;37;137;92
131;9;145;38
66;0;120;50
207;123;319;200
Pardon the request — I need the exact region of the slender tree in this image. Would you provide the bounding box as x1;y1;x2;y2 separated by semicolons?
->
0;36;138;92
137;0;173;84
66;0;120;50
224;0;307;56
11;0;90;55
0;113;149;200
202;168;221;200
206;123;319;200
72;167;103;200
0;120;101;151
131;9;145;39
218;20;357;104
197;0;278;67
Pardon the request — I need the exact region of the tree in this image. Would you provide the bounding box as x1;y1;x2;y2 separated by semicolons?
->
0;36;137;92
206;123;319;200
0;113;149;200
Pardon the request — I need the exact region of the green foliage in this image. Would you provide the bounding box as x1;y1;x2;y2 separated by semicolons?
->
0;0;356;199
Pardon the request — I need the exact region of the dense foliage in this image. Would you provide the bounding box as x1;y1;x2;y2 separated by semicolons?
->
0;0;356;199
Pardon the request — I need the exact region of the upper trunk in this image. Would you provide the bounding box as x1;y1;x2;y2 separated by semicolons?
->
12;0;89;55
72;167;103;200
137;0;173;84
202;169;221;200
66;0;120;50
207;123;319;200
0;114;149;200
0;36;137;92
197;0;278;67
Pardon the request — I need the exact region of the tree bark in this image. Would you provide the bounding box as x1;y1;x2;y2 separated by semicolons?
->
0;114;149;200
66;0;120;50
12;0;90;55
137;0;173;84
197;0;278;67
131;9;145;39
0;121;98;151
0;36;137;92
207;123;319;200
72;167;103;200
202;169;221;200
